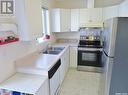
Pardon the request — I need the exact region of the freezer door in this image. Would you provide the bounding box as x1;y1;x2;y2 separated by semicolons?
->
103;18;118;57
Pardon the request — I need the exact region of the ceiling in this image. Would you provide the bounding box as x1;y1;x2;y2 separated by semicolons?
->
53;0;125;7
95;0;125;7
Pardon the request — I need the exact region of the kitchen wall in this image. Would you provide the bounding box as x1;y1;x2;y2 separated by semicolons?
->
52;0;87;8
95;0;124;7
52;0;124;8
0;0;54;83
42;0;55;8
0;17;16;24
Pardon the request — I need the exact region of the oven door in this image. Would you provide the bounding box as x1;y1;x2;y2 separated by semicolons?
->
78;48;102;67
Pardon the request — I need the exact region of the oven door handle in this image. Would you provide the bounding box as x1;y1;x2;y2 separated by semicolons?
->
78;48;103;52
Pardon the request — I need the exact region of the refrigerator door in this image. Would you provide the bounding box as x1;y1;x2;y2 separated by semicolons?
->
109;17;128;95
100;52;114;95
103;18;118;57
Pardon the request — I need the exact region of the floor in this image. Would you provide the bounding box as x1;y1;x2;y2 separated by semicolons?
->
59;68;101;95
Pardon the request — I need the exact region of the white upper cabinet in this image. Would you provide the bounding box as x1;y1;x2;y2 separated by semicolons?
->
51;8;103;32
119;0;128;17
79;8;103;26
90;8;103;23
61;9;71;32
71;9;79;31
51;9;71;32
103;5;119;21
79;9;90;25
15;0;43;41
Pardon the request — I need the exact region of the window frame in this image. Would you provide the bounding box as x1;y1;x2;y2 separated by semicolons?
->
42;7;50;35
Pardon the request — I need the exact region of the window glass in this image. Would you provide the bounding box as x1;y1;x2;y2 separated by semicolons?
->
42;8;50;35
37;8;50;43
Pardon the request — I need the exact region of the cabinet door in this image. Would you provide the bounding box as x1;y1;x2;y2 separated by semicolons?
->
89;8;103;23
119;0;128;17
50;9;61;32
61;9;71;32
79;9;90;26
70;47;78;68
60;55;66;84
71;9;79;31
79;8;103;26
60;48;70;84
65;47;70;73
36;80;49;95
103;6;119;21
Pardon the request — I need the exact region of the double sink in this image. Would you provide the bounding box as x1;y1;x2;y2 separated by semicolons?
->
43;47;65;55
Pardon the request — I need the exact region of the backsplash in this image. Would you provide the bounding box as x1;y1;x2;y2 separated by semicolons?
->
79;28;103;36
53;32;80;39
56;39;79;43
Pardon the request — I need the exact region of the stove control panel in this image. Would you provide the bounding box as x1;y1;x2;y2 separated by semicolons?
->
80;36;101;41
80;36;87;40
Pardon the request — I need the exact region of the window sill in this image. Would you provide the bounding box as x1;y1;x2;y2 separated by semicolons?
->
37;37;50;44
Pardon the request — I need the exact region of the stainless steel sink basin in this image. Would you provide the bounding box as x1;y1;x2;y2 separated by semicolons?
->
43;50;61;54
43;47;65;55
48;47;65;51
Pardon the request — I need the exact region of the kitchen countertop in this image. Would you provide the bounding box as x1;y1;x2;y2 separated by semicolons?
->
15;44;70;76
0;42;76;94
0;73;47;94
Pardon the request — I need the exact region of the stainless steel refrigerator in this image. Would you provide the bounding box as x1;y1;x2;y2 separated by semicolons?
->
101;17;128;95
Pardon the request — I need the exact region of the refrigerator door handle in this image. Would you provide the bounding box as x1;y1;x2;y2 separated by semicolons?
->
103;50;114;58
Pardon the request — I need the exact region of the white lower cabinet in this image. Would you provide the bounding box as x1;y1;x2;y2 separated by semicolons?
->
0;73;49;95
60;47;70;84
60;55;66;84
65;48;70;73
70;46;78;68
36;79;49;95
